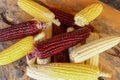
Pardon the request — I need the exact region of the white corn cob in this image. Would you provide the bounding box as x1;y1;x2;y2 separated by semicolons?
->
70;36;120;63
36;22;52;64
27;63;111;80
85;32;100;67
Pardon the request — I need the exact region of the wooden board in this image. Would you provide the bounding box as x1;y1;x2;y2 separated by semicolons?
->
0;0;120;80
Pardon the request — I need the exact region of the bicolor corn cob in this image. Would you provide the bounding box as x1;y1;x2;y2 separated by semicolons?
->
0;20;46;42
27;31;46;65
74;3;103;26
85;32;100;67
27;63;111;80
0;36;34;65
70;36;120;63
18;0;60;26
36;27;90;59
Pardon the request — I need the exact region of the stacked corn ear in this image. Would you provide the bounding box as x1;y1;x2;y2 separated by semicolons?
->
36;27;90;59
0;20;45;42
26;32;45;65
0;36;34;65
70;36;120;63
74;3;103;27
17;0;60;26
37;22;53;64
85;32;100;67
67;27;84;63
27;63;111;80
52;24;69;62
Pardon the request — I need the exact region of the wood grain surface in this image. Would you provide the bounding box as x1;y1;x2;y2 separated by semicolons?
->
0;0;120;80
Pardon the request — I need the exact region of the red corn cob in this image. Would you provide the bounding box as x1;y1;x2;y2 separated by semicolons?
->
36;27;90;59
0;20;46;41
49;8;74;27
52;24;69;62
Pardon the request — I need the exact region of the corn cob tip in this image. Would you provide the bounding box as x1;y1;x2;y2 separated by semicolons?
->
74;3;103;27
33;31;45;42
99;72;112;78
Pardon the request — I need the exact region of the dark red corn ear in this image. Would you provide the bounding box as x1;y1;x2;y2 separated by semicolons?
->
36;27;90;59
0;20;46;42
52;24;69;62
49;8;74;27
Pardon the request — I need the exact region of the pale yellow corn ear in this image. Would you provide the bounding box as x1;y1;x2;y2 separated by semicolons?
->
17;0;60;26
85;32;100;67
36;22;52;64
74;3;103;27
27;63;111;80
70;36;120;63
0;36;34;65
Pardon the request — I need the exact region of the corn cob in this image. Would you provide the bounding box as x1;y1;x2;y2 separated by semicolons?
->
0;20;46;42
36;27;90;59
0;36;34;65
85;32;100;67
67;27;85;64
52;24;69;62
27;63;111;80
49;8;74;27
67;27;77;53
36;22;53;64
18;0;60;26
70;36;120;63
74;3;103;26
27;31;46;65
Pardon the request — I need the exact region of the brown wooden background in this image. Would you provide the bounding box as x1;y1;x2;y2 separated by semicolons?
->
0;0;120;80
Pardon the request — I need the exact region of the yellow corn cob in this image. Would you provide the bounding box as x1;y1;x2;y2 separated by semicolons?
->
36;22;52;64
26;32;45;65
70;36;120;63
17;0;60;25
0;36;34;65
27;63;111;80
74;3;103;27
85;32;100;67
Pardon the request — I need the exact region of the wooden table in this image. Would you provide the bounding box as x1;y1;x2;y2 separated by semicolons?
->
0;0;120;80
